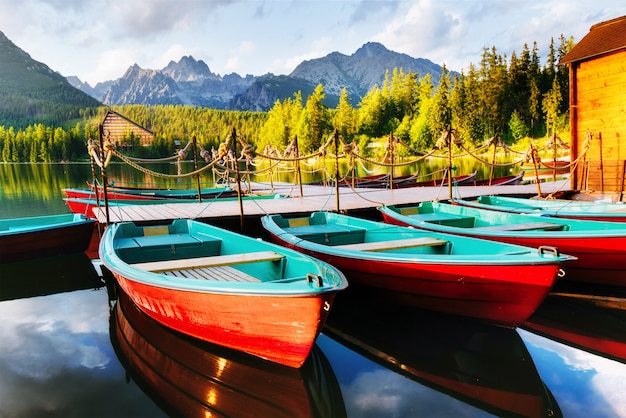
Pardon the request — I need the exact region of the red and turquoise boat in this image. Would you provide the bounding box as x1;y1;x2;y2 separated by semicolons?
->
379;201;626;287
261;211;574;327
99;219;347;368
0;214;95;263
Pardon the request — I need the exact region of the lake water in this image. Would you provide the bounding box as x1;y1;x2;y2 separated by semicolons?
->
1;163;626;417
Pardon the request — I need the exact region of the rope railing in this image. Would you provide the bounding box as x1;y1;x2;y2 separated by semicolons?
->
89;125;574;191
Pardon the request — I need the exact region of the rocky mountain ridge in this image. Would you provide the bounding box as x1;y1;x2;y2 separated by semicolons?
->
69;42;448;111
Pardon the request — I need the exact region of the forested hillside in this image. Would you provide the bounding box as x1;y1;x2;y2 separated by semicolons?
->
0;36;574;163
0;31;101;129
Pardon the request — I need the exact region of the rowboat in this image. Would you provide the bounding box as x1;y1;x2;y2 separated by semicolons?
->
523;293;626;364
411;170;478;187
65;193;282;219
521;159;569;175
325;288;561;417
336;173;422;189
83;182;237;200
379;202;626;287
110;290;345;417
261;211;574;327
99;219;348;368
454;195;626;222
63;187;164;201
316;171;477;189
470;171;525;186
64;197;190;218
0;213;95;263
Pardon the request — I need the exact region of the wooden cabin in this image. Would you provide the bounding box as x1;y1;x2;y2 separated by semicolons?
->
560;15;626;200
101;110;154;147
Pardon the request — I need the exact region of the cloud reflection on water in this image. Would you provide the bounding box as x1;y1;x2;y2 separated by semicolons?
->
519;329;626;418
0;288;166;418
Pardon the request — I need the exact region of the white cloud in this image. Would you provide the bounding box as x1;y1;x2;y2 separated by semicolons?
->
2;0;626;84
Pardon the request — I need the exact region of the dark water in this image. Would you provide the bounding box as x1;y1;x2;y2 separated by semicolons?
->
1;163;626;417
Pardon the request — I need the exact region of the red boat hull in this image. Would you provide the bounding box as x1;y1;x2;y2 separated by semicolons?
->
267;235;559;327
111;271;335;368
1;220;95;263
64;199;99;218
64;188;161;201
381;212;626;287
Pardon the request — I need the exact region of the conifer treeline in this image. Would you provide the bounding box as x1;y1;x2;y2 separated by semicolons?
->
0;36;574;163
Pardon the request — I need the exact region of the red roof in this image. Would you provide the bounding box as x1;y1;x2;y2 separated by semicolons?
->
560;15;626;64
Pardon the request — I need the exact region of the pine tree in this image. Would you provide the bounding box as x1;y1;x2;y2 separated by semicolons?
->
429;65;452;140
333;88;356;142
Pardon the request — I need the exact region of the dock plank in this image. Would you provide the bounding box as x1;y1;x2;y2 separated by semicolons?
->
93;181;570;223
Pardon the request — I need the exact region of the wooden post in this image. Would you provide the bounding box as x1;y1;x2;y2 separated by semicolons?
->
389;132;395;190
489;137;497;186
98;125;110;226
552;133;558;182
529;142;542;196
447;129;453;200
231;127;244;232
294;136;304;197
334;129;340;212
87;136;101;209
192;136;202;203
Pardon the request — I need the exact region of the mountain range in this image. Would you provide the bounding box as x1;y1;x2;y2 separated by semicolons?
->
1;29;449;122
68;42;448;111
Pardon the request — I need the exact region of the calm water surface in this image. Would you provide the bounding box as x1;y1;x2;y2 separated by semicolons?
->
1;163;626;417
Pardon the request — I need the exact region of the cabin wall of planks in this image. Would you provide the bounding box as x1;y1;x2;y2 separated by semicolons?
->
570;51;626;197
101;110;154;147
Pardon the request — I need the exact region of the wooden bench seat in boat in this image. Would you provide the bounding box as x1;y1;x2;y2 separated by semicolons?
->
335;237;448;252
399;210;475;226
162;265;262;283
475;221;564;232
131;250;285;273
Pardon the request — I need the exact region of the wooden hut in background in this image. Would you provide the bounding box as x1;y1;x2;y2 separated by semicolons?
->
101;110;154;148
560;15;626;200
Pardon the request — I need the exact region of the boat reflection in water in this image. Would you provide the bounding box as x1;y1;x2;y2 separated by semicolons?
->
110;290;346;418
0;252;103;301
324;288;562;418
523;290;626;364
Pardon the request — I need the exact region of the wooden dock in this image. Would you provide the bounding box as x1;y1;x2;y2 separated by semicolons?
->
93;179;571;224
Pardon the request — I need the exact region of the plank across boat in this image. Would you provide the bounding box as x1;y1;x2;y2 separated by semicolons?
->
379;201;626;287
261;211;574;327
99;219;348;368
0;213;95;263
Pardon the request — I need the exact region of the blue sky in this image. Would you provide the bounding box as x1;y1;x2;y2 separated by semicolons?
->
1;0;625;86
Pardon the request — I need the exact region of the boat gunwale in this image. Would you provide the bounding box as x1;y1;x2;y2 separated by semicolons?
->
0;213;94;235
